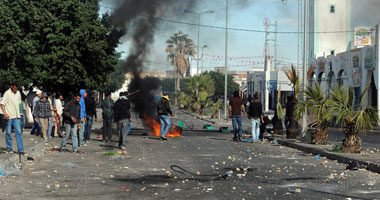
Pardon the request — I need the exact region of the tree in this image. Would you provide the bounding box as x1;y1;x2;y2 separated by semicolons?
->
206;71;239;97
165;31;195;92
209;99;223;119
284;65;300;101
284;65;300;138
102;57;126;92
185;74;215;114
295;83;330;144
161;78;186;94
326;85;379;153
273;87;284;135
0;0;122;93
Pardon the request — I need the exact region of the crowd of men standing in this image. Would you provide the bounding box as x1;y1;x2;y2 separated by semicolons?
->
0;82;133;154
228;90;295;143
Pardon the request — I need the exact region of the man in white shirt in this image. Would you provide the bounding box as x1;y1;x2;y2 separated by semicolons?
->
54;93;64;137
1;82;24;154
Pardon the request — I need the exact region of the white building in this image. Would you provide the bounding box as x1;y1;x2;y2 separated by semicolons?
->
247;70;293;111
309;36;378;108
309;0;352;58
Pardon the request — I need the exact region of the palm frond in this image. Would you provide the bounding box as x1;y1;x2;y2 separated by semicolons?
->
276;86;283;118
359;84;370;106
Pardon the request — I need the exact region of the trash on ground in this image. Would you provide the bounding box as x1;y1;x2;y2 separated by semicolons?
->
315;154;321;160
241;139;250;143
62;162;78;168
0;166;22;176
103;150;127;156
111;155;125;160
346;161;366;170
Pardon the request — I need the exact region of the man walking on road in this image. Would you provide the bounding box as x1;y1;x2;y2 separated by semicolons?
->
54;93;64;137
60;93;81;153
114;92;132;149
101;91;114;142
30;90;42;136
229;91;246;142
247;93;264;143
157;91;172;140
78;89;87;146
34;92;52;143
1;82;24;154
84;90;97;143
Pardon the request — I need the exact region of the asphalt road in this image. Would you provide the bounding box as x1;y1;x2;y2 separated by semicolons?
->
1;125;380;199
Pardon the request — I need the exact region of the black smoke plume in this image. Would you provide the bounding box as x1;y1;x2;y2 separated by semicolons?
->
111;0;195;117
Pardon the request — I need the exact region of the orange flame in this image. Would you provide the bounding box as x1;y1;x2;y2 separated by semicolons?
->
143;114;181;137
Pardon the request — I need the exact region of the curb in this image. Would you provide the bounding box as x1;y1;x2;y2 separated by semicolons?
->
179;110;217;125
268;136;380;174
0;138;45;170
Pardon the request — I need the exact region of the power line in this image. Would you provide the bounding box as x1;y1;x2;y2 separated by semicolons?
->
98;4;356;34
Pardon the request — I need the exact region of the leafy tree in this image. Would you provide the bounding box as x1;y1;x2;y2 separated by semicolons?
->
0;0;122;93
209;99;223;119
205;71;239;97
185;74;215;114
165;31;195;92
177;91;191;109
284;65;300;138
102;58;126;92
161;78;186;94
326;85;379;153
284;65;300;101
295;83;330;144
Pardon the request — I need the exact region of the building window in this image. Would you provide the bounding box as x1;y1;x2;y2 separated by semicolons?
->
330;5;335;13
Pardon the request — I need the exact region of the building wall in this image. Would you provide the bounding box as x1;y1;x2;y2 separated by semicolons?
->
309;45;377;107
309;0;352;58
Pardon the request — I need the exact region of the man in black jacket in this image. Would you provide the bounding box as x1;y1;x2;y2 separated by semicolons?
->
60;93;81;153
157;91;172;140
247;93;264;143
114;92;131;149
101;91;114;142
84;90;97;143
285;95;295;131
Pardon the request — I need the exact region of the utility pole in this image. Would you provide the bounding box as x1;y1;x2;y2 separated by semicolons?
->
224;0;229;121
197;14;200;75
302;0;309;134
263;18;271;112
297;0;304;69
274;21;278;70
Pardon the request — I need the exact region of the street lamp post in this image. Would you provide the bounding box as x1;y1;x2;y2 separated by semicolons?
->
302;0;309;134
224;0;229;121
201;45;208;73
184;9;214;75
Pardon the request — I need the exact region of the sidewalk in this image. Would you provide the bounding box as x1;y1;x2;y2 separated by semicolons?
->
0;129;45;170
267;133;380;174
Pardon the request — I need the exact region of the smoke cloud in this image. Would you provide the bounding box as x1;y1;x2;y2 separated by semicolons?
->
111;0;195;117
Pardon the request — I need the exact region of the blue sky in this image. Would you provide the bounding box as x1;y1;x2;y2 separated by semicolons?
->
99;0;380;73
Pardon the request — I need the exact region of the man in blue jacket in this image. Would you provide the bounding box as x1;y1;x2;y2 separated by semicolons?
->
78;89;87;147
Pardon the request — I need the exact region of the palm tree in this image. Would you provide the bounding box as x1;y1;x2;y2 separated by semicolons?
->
295;83;330;144
273;86;284;135
327;85;379;153
186;74;215;114
284;65;300;101
166;31;195;92
210;99;223;120
284;65;300;138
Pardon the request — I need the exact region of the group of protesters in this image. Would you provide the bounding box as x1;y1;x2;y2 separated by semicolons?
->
228;91;264;143
0;82;135;154
228;90;296;143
